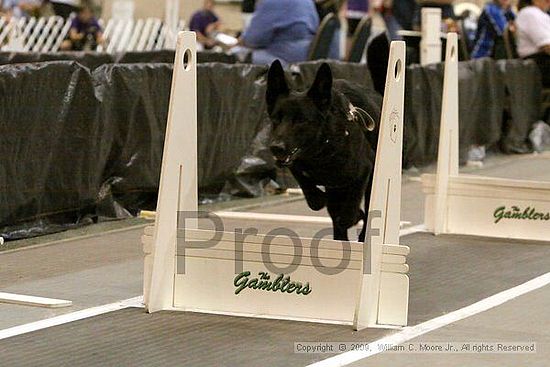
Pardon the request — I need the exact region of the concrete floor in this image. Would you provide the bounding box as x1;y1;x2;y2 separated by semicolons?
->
0;152;549;366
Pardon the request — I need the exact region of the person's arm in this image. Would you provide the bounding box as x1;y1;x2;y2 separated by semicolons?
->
196;31;215;47
241;0;279;48
96;31;104;45
338;0;347;18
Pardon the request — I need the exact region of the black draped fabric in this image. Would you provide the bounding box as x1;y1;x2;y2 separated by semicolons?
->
0;57;542;239
0;62;102;239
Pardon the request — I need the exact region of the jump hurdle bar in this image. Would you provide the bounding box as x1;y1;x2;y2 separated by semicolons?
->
143;32;410;330
0;235;72;308
422;33;550;242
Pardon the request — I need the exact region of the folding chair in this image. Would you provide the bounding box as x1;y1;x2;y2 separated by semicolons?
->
346;16;372;62
308;13;339;60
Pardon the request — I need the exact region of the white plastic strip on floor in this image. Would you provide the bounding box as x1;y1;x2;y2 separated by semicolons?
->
0;296;142;341
398;224;427;237
0;292;72;308
308;272;550;367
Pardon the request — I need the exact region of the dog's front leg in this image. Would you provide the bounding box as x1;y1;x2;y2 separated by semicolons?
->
326;182;366;241
289;167;327;211
326;192;351;241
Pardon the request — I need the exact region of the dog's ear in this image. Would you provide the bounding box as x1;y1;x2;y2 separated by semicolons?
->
266;60;288;115
307;63;332;109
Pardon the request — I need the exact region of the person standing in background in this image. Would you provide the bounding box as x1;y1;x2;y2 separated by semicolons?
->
189;0;221;49
236;0;319;65
50;0;80;18
516;0;550;87
471;0;515;59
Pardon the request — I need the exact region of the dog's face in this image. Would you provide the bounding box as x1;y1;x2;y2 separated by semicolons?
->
266;60;334;166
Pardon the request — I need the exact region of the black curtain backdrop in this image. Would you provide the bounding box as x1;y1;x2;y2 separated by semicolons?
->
0;54;541;239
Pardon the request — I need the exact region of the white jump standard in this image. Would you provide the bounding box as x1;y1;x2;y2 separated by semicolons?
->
143;32;410;330
422;33;550;242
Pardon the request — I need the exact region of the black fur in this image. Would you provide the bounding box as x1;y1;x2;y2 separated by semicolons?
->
266;60;382;241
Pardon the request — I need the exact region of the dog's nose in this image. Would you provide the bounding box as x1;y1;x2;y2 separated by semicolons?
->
270;141;287;158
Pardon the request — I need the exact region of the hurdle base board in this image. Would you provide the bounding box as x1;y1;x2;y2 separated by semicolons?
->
160;305;355;326
378;272;409;325
174;258;361;324
422;173;550;241
0;292;72;308
143;228;409;326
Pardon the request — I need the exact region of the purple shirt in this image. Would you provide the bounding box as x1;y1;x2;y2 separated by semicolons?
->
347;0;368;13
70;17;101;35
189;10;219;35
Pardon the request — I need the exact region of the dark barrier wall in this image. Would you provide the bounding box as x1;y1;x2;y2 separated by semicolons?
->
197;64;270;194
497;59;543;153
0;62;103;238
405;58;505;165
0;52;115;70
0;50;240;70
93;63;173;215
0;56;542;239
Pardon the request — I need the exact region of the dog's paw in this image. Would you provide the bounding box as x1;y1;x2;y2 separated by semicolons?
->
306;193;327;211
333;227;349;241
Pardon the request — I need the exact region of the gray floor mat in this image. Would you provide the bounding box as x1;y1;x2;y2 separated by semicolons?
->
1;233;549;367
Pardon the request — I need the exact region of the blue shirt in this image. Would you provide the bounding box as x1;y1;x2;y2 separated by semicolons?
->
472;3;515;59
243;0;319;64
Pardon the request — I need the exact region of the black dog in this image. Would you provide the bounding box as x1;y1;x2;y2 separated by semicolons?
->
266;60;382;241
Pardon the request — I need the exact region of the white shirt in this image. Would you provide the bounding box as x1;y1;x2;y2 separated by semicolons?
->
516;6;550;57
